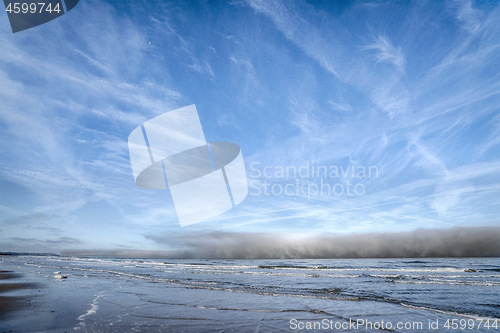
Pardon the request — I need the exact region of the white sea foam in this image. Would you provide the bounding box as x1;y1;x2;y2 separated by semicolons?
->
74;290;105;330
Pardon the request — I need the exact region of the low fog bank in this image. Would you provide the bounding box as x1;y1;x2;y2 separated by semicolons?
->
63;227;500;259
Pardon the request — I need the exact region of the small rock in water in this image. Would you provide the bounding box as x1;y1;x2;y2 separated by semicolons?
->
464;268;477;272
54;274;67;279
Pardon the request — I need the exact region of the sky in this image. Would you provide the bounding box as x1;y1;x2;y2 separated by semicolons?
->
0;0;499;256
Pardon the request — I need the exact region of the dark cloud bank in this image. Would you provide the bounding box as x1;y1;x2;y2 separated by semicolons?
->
62;227;500;259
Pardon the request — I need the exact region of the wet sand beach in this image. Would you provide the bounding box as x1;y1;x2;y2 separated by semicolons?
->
0;266;93;333
0;270;36;318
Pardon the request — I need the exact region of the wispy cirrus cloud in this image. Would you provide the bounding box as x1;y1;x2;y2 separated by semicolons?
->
364;35;406;73
247;0;340;76
452;0;484;33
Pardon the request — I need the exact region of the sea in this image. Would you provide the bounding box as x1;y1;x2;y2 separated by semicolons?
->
1;256;499;332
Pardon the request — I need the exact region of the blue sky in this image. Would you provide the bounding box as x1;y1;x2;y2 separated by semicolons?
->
0;0;499;254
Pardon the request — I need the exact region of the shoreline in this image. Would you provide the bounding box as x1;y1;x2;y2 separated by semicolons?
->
1;256;499;332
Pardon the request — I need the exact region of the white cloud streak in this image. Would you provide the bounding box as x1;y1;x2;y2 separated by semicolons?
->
364;35;406;73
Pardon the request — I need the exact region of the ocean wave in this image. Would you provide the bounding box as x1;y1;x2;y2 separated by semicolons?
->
393;279;500;287
257;265;329;270
401;303;500;321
